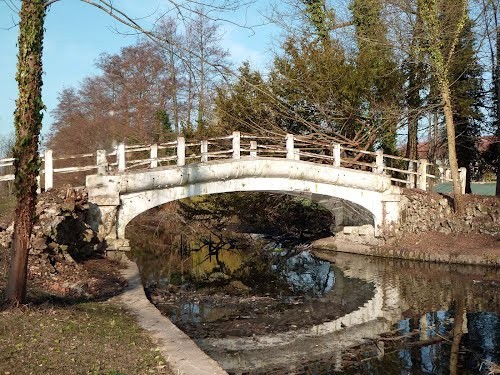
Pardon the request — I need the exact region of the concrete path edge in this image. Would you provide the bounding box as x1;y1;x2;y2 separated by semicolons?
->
115;259;228;375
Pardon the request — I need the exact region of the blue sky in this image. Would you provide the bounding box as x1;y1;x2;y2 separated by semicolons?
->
0;0;274;139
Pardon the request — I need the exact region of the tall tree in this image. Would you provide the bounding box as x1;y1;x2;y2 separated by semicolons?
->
302;0;333;42
449;17;483;193
186;10;230;135
214;62;272;134
154;18;184;134
482;0;500;196
417;0;468;213
5;0;46;305
48;42;174;154
403;11;426;160
350;0;403;154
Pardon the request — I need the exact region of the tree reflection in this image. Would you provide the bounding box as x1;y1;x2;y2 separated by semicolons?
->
450;296;466;375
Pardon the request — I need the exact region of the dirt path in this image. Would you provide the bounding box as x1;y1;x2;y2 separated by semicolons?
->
313;232;500;266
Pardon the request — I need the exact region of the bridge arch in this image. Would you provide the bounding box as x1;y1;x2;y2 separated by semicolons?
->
86;158;401;249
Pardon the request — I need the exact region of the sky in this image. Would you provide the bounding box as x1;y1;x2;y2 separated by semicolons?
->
0;0;275;139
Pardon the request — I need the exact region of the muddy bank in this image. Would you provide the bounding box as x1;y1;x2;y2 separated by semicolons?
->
148;262;374;339
312;232;500;266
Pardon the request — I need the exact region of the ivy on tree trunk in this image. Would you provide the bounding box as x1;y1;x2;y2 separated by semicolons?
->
417;0;467;214
5;0;46;305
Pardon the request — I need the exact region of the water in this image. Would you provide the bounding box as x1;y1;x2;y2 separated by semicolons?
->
137;245;500;375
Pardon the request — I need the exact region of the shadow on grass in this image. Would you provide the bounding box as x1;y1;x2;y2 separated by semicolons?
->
0;255;128;312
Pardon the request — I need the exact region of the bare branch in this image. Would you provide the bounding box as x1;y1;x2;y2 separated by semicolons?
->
0;0;19;29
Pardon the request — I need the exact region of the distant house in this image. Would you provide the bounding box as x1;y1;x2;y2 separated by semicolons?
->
400;140;447;163
476;135;497;153
401;135;498;184
401;135;499;164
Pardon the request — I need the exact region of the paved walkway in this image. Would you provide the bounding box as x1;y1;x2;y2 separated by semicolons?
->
116;260;227;375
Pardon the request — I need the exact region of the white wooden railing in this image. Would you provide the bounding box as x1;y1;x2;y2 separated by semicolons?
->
0;132;466;193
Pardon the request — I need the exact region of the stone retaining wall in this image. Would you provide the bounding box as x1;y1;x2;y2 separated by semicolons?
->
0;187;101;261
397;190;499;236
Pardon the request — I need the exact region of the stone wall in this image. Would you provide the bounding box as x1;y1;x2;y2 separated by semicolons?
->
0;187;102;262
397;190;499;236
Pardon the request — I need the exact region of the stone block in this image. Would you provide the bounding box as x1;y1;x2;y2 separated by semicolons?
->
439;199;448;207
343;226;358;235
358;225;374;237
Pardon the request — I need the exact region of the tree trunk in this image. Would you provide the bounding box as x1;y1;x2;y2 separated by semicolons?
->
406;114;418;159
441;82;464;214
168;47;180;134
449;298;466;375
197;51;205;136
6;0;46;305
427;112;439;192
186;73;193;132
495;21;500;196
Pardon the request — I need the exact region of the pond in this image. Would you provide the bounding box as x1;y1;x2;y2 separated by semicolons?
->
135;240;500;375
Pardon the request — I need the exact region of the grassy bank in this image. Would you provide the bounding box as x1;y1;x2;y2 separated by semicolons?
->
0;255;172;374
0;302;170;374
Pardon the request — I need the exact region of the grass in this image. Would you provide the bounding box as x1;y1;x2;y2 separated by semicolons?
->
0;301;172;374
435;182;497;196
0;189;174;374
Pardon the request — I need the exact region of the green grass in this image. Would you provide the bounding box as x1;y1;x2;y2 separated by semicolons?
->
0;302;172;374
0;194;15;226
435;182;497;196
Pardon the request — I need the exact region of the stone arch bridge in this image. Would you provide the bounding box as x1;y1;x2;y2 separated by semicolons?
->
83;132;437;251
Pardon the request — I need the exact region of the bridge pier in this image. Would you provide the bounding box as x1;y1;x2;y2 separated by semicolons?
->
87;196;130;254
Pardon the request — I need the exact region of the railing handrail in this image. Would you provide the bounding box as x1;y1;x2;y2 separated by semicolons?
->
0;132;465;194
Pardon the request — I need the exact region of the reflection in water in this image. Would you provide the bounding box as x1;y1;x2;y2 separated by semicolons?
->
272;251;335;297
137;243;500;375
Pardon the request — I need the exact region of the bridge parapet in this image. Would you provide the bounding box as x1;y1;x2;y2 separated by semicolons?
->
0;132;466;193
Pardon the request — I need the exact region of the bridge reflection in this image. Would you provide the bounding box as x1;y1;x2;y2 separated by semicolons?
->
198;251;500;374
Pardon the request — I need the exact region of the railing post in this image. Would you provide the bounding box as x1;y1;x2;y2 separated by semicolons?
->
97;149;108;175
438;166;445;183
117;143;126;172
286;134;294;160
232;131;241;159
418;159;428;191
407;161;415;189
177;137;185;166
201;140;208;162
149;143;158;168
333;144;341;167
44;149;53;191
459;167;467;194
150;144;158;168
375;150;384;174
250;141;257;157
445;168;451;181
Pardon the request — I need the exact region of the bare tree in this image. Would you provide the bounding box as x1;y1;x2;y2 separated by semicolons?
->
154;18;184;134
186;9;231;135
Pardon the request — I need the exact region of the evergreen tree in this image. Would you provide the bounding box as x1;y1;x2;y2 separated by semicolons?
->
403;12;427;160
350;0;403;154
214;62;271;134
